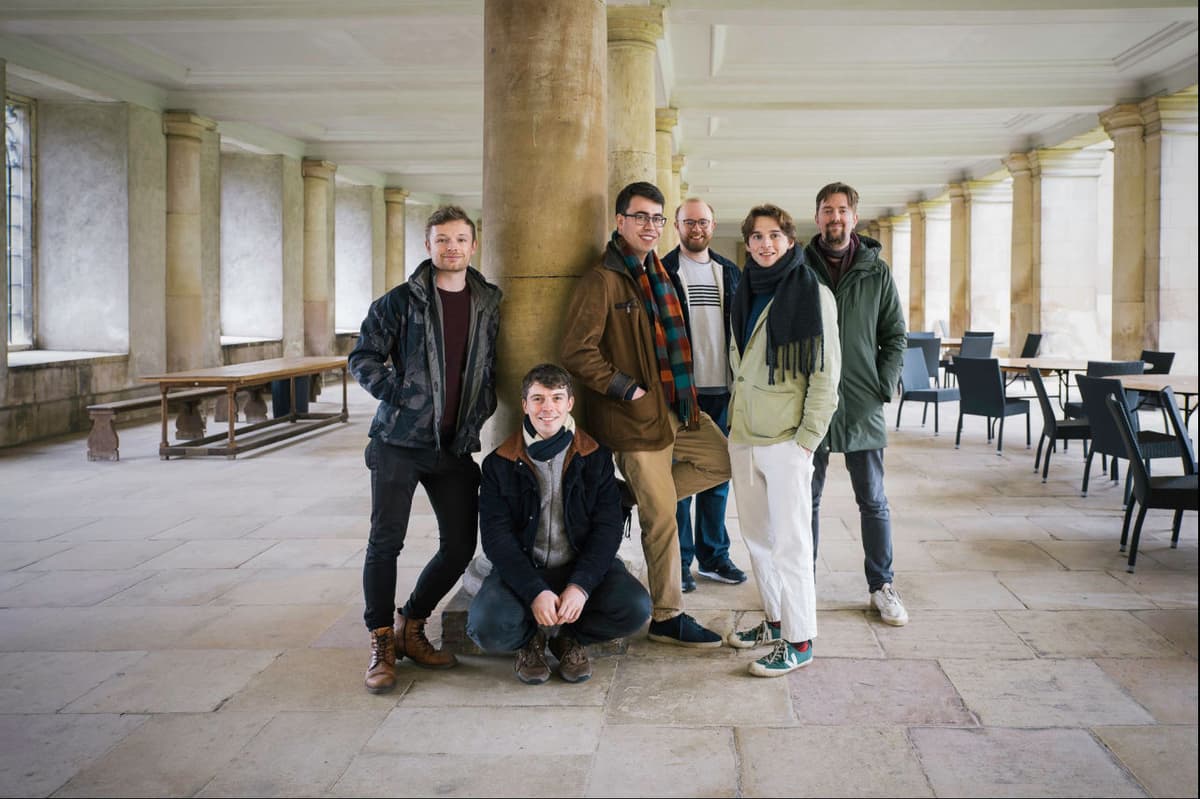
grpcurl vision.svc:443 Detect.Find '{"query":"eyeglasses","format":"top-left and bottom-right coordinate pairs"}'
top-left (680, 219), bottom-right (711, 230)
top-left (620, 212), bottom-right (667, 228)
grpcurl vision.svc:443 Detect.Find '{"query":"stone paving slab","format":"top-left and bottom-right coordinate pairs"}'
top-left (1111, 570), bottom-right (1199, 608)
top-left (935, 514), bottom-right (1054, 541)
top-left (0, 541), bottom-right (72, 570)
top-left (23, 539), bottom-right (183, 571)
top-left (247, 514), bottom-right (367, 540)
top-left (99, 569), bottom-right (251, 606)
top-left (138, 539), bottom-right (278, 570)
top-left (48, 514), bottom-right (194, 541)
top-left (0, 712), bottom-right (148, 797)
top-left (367, 705), bottom-right (604, 756)
top-left (0, 516), bottom-right (95, 541)
top-left (399, 653), bottom-right (616, 707)
top-left (62, 649), bottom-right (280, 713)
top-left (329, 753), bottom-right (593, 798)
top-left (237, 539), bottom-right (365, 569)
top-left (925, 540), bottom-right (1066, 571)
top-left (1094, 724), bottom-right (1199, 799)
top-left (998, 570), bottom-right (1159, 610)
top-left (588, 725), bottom-right (736, 797)
top-left (1132, 609), bottom-right (1198, 657)
top-left (53, 711), bottom-right (273, 798)
top-left (810, 609), bottom-right (885, 658)
top-left (0, 568), bottom-right (149, 607)
top-left (910, 726), bottom-right (1146, 797)
top-left (998, 610), bottom-right (1183, 658)
top-left (940, 657), bottom-right (1156, 727)
top-left (874, 610), bottom-right (1037, 660)
top-left (822, 537), bottom-right (942, 572)
top-left (0, 606), bottom-right (229, 651)
top-left (738, 725), bottom-right (933, 797)
top-left (1093, 658), bottom-right (1199, 724)
top-left (211, 567), bottom-right (361, 606)
top-left (0, 651), bottom-right (146, 713)
top-left (149, 515), bottom-right (270, 540)
top-left (196, 710), bottom-right (388, 797)
top-left (224, 648), bottom-right (408, 712)
top-left (788, 657), bottom-right (975, 726)
top-left (1035, 539), bottom-right (1170, 571)
top-left (897, 571), bottom-right (1026, 610)
top-left (175, 604), bottom-right (346, 649)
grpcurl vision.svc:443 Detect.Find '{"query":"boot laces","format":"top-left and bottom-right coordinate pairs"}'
top-left (369, 629), bottom-right (393, 667)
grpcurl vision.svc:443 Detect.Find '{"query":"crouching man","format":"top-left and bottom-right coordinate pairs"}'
top-left (467, 364), bottom-right (651, 684)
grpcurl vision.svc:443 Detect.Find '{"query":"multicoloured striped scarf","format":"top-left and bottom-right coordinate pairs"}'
top-left (612, 232), bottom-right (699, 428)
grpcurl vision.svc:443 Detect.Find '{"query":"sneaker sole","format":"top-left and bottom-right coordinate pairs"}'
top-left (558, 671), bottom-right (592, 684)
top-left (697, 569), bottom-right (746, 585)
top-left (647, 632), bottom-right (723, 648)
top-left (748, 658), bottom-right (812, 677)
top-left (878, 614), bottom-right (908, 627)
top-left (726, 636), bottom-right (774, 649)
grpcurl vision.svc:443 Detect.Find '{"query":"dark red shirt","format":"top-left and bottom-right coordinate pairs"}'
top-left (438, 286), bottom-right (471, 440)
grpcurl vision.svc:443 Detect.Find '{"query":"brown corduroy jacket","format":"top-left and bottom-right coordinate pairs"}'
top-left (560, 242), bottom-right (687, 452)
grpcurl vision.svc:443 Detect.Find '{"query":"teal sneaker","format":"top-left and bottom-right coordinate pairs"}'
top-left (748, 640), bottom-right (812, 677)
top-left (726, 619), bottom-right (781, 650)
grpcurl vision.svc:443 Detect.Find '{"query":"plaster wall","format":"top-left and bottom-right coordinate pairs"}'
top-left (37, 102), bottom-right (129, 352)
top-left (335, 183), bottom-right (376, 331)
top-left (923, 204), bottom-right (951, 334)
top-left (968, 200), bottom-right (1012, 348)
top-left (1039, 174), bottom-right (1104, 359)
top-left (1158, 134), bottom-right (1199, 373)
top-left (199, 127), bottom-right (222, 366)
top-left (406, 202), bottom-right (433, 278)
top-left (220, 152), bottom-right (283, 339)
top-left (890, 220), bottom-right (912, 329)
top-left (1096, 150), bottom-right (1114, 356)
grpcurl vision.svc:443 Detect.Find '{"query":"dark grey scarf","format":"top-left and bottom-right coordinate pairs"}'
top-left (731, 246), bottom-right (824, 384)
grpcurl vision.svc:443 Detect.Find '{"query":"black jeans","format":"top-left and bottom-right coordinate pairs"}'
top-left (811, 448), bottom-right (894, 592)
top-left (466, 559), bottom-right (651, 651)
top-left (362, 439), bottom-right (480, 630)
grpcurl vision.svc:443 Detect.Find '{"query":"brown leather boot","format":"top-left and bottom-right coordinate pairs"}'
top-left (514, 629), bottom-right (550, 685)
top-left (364, 626), bottom-right (397, 693)
top-left (548, 634), bottom-right (592, 683)
top-left (397, 613), bottom-right (457, 669)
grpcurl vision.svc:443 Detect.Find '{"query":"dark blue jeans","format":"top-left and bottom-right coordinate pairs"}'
top-left (467, 559), bottom-right (651, 651)
top-left (676, 393), bottom-right (733, 571)
top-left (811, 447), bottom-right (894, 592)
top-left (362, 439), bottom-right (480, 630)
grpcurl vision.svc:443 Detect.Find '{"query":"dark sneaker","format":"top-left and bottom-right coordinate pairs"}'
top-left (748, 640), bottom-right (812, 677)
top-left (647, 612), bottom-right (722, 648)
top-left (726, 618), bottom-right (781, 650)
top-left (682, 569), bottom-right (697, 593)
top-left (548, 635), bottom-right (592, 683)
top-left (698, 561), bottom-right (748, 585)
top-left (514, 630), bottom-right (550, 685)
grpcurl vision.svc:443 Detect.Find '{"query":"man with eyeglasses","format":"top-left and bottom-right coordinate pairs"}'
top-left (562, 181), bottom-right (731, 647)
top-left (662, 198), bottom-right (747, 593)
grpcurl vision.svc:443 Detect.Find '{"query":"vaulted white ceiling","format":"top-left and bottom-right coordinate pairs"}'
top-left (1, 0), bottom-right (1196, 234)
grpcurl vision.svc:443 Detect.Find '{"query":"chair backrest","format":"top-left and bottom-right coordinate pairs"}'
top-left (964, 330), bottom-right (993, 337)
top-left (1106, 394), bottom-right (1151, 504)
top-left (1077, 374), bottom-right (1132, 459)
top-left (1019, 333), bottom-right (1043, 358)
top-left (1161, 386), bottom-right (1196, 475)
top-left (1027, 366), bottom-right (1057, 433)
top-left (900, 347), bottom-right (931, 393)
top-left (1086, 360), bottom-right (1143, 377)
top-left (958, 334), bottom-right (994, 359)
top-left (955, 357), bottom-right (1005, 415)
top-left (912, 337), bottom-right (941, 381)
top-left (934, 319), bottom-right (949, 337)
top-left (1140, 350), bottom-right (1175, 375)
top-left (906, 331), bottom-right (935, 339)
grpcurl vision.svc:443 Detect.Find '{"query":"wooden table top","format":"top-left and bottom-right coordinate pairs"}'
top-left (995, 357), bottom-right (1091, 372)
top-left (1117, 373), bottom-right (1198, 396)
top-left (143, 356), bottom-right (348, 387)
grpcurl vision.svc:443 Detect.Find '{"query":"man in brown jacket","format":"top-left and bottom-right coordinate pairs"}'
top-left (561, 181), bottom-right (731, 647)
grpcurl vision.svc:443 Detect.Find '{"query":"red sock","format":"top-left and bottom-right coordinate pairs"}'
top-left (766, 620), bottom-right (781, 629)
top-left (788, 640), bottom-right (811, 652)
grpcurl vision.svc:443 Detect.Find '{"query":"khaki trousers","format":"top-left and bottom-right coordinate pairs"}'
top-left (615, 411), bottom-right (731, 621)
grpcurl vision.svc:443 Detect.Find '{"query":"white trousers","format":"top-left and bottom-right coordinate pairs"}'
top-left (729, 440), bottom-right (817, 643)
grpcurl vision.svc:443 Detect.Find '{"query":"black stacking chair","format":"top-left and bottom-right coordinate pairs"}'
top-left (1162, 386), bottom-right (1198, 474)
top-left (909, 337), bottom-right (943, 387)
top-left (942, 332), bottom-right (993, 387)
top-left (1076, 374), bottom-right (1178, 497)
top-left (896, 347), bottom-right (959, 435)
top-left (1064, 360), bottom-right (1143, 420)
top-left (954, 356), bottom-right (1030, 454)
top-left (1133, 350), bottom-right (1176, 428)
top-left (1029, 366), bottom-right (1091, 483)
top-left (1107, 393), bottom-right (1197, 572)
top-left (906, 331), bottom-right (935, 339)
top-left (1018, 333), bottom-right (1043, 358)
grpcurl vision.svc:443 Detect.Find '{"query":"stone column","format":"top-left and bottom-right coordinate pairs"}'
top-left (964, 179), bottom-right (1013, 350)
top-left (907, 202), bottom-right (926, 330)
top-left (865, 221), bottom-right (881, 241)
top-left (922, 200), bottom-right (951, 335)
top-left (655, 107), bottom-right (678, 254)
top-left (1142, 91), bottom-right (1199, 373)
top-left (302, 159), bottom-right (337, 356)
top-left (1006, 152), bottom-right (1037, 353)
top-left (384, 188), bottom-right (409, 290)
top-left (671, 154), bottom-right (685, 216)
top-left (482, 0), bottom-right (607, 444)
top-left (1030, 147), bottom-right (1109, 358)
top-left (164, 111), bottom-right (220, 372)
top-left (281, 157), bottom-right (305, 357)
top-left (607, 5), bottom-right (662, 209)
top-left (947, 184), bottom-right (969, 336)
top-left (876, 217), bottom-right (894, 265)
top-left (888, 215), bottom-right (912, 325)
top-left (1100, 105), bottom-right (1146, 361)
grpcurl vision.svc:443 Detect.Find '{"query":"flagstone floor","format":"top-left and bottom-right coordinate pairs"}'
top-left (0, 383), bottom-right (1195, 797)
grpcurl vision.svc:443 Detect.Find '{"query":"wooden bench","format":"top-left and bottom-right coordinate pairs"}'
top-left (87, 387), bottom-right (226, 462)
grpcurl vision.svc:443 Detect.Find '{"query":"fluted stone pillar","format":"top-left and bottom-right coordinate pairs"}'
top-left (965, 179), bottom-right (1013, 350)
top-left (1006, 153), bottom-right (1037, 353)
top-left (302, 159), bottom-right (336, 356)
top-left (607, 5), bottom-right (662, 208)
top-left (907, 202), bottom-right (926, 330)
top-left (1100, 105), bottom-right (1146, 361)
top-left (922, 200), bottom-right (951, 336)
top-left (671, 154), bottom-right (685, 216)
top-left (384, 188), bottom-right (409, 290)
top-left (947, 185), bottom-right (969, 336)
top-left (876, 217), bottom-right (894, 265)
top-left (164, 111), bottom-right (220, 372)
top-left (1142, 91), bottom-right (1199, 372)
top-left (482, 0), bottom-right (607, 444)
top-left (656, 107), bottom-right (678, 254)
top-left (888, 215), bottom-right (912, 325)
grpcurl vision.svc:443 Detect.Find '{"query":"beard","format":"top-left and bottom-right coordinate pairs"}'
top-left (681, 233), bottom-right (711, 254)
top-left (821, 225), bottom-right (851, 249)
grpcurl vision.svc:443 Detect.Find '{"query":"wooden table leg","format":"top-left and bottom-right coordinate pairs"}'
top-left (340, 367), bottom-right (349, 421)
top-left (226, 384), bottom-right (238, 459)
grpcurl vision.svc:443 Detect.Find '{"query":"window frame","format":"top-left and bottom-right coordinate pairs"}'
top-left (6, 92), bottom-right (37, 352)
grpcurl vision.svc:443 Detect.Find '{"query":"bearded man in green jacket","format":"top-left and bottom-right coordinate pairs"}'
top-left (804, 182), bottom-right (910, 626)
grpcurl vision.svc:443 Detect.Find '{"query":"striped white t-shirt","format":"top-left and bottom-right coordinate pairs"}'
top-left (678, 251), bottom-right (726, 391)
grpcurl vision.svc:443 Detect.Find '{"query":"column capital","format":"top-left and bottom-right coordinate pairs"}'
top-left (1003, 152), bottom-right (1032, 178)
top-left (877, 217), bottom-right (893, 232)
top-left (162, 111), bottom-right (216, 140)
top-left (888, 214), bottom-right (911, 232)
top-left (906, 201), bottom-right (925, 219)
top-left (655, 106), bottom-right (678, 134)
top-left (918, 199), bottom-right (948, 220)
top-left (1099, 103), bottom-right (1144, 138)
top-left (1030, 147), bottom-right (1108, 178)
top-left (679, 180), bottom-right (689, 196)
top-left (946, 183), bottom-right (967, 203)
top-left (607, 5), bottom-right (663, 46)
top-left (1140, 92), bottom-right (1199, 137)
top-left (964, 178), bottom-right (1013, 204)
top-left (384, 188), bottom-right (409, 204)
top-left (671, 154), bottom-right (685, 173)
top-left (301, 159), bottom-right (337, 181)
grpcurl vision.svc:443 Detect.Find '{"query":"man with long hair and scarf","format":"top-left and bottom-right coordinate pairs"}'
top-left (724, 204), bottom-right (841, 676)
top-left (561, 182), bottom-right (731, 647)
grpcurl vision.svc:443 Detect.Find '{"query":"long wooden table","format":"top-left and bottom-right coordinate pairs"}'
top-left (143, 356), bottom-right (349, 459)
top-left (1118, 373), bottom-right (1199, 422)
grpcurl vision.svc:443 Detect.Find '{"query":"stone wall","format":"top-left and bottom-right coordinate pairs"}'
top-left (220, 153), bottom-right (284, 339)
top-left (334, 184), bottom-right (376, 330)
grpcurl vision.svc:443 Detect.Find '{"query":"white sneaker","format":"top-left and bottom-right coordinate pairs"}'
top-left (870, 583), bottom-right (909, 626)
